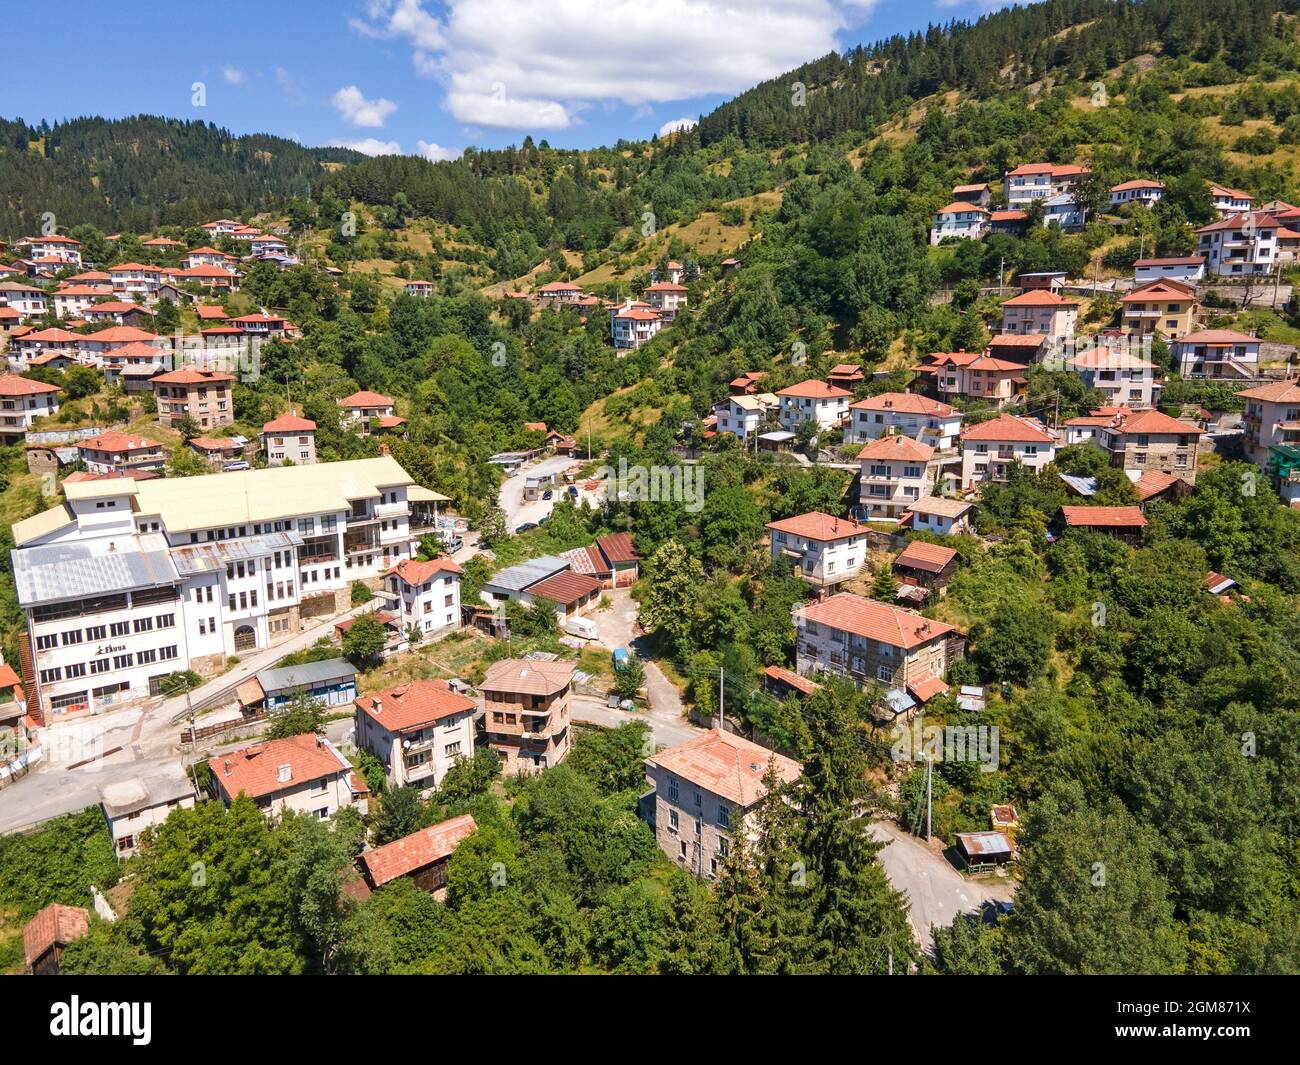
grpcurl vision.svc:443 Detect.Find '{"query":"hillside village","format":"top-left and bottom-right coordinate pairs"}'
top-left (1, 0), bottom-right (1300, 979)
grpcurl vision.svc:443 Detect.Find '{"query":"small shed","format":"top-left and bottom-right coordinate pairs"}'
top-left (24, 903), bottom-right (90, 975)
top-left (893, 540), bottom-right (959, 598)
top-left (956, 830), bottom-right (1015, 872)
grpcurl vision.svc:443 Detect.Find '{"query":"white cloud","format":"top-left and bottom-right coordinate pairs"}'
top-left (222, 65), bottom-right (247, 86)
top-left (353, 0), bottom-right (881, 131)
top-left (658, 116), bottom-right (696, 137)
top-left (416, 140), bottom-right (460, 162)
top-left (329, 137), bottom-right (403, 156)
top-left (332, 85), bottom-right (398, 128)
top-left (275, 67), bottom-right (307, 105)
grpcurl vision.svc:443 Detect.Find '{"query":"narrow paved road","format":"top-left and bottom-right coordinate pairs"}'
top-left (588, 590), bottom-right (688, 731)
top-left (868, 820), bottom-right (1016, 950)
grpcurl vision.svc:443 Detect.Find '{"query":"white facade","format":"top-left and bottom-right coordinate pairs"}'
top-left (713, 393), bottom-right (778, 442)
top-left (777, 384), bottom-right (851, 432)
top-left (1198, 215), bottom-right (1278, 276)
top-left (384, 559), bottom-right (462, 636)
top-left (12, 458), bottom-right (419, 719)
top-left (929, 205), bottom-right (989, 245)
top-left (0, 284), bottom-right (47, 317)
top-left (848, 394), bottom-right (962, 450)
top-left (1133, 258), bottom-right (1206, 284)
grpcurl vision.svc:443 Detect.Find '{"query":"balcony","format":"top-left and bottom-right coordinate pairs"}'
top-left (344, 532), bottom-right (380, 555)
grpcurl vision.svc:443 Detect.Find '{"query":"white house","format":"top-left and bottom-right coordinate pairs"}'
top-left (1210, 184), bottom-right (1253, 218)
top-left (610, 304), bottom-right (662, 350)
top-left (20, 235), bottom-right (82, 267)
top-left (1171, 329), bottom-right (1261, 379)
top-left (847, 392), bottom-right (961, 450)
top-left (713, 392), bottom-right (779, 443)
top-left (209, 733), bottom-right (367, 820)
top-left (1043, 194), bottom-right (1086, 231)
top-left (354, 679), bottom-right (478, 791)
top-left (1197, 212), bottom-right (1279, 276)
top-left (1004, 163), bottom-right (1090, 207)
top-left (383, 557), bottom-right (462, 637)
top-left (1133, 256), bottom-right (1206, 284)
top-left (857, 435), bottom-right (939, 522)
top-left (1109, 179), bottom-right (1165, 208)
top-left (0, 283), bottom-right (48, 318)
top-left (1068, 347), bottom-right (1158, 409)
top-left (904, 495), bottom-right (974, 537)
top-left (776, 380), bottom-right (853, 432)
top-left (766, 511), bottom-right (870, 588)
top-left (0, 375), bottom-right (60, 439)
top-left (960, 414), bottom-right (1055, 490)
top-left (930, 202), bottom-right (990, 245)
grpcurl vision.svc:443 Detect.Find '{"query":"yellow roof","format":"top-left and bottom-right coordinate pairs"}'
top-left (64, 479), bottom-right (141, 502)
top-left (12, 503), bottom-right (75, 546)
top-left (131, 456), bottom-right (416, 533)
top-left (407, 485), bottom-right (450, 503)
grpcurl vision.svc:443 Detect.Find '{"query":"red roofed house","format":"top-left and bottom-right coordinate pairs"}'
top-left (925, 352), bottom-right (1028, 408)
top-left (18, 234), bottom-right (82, 267)
top-left (151, 368), bottom-right (234, 429)
top-left (610, 302), bottom-right (663, 350)
top-left (481, 658), bottom-right (575, 775)
top-left (777, 379), bottom-right (852, 432)
top-left (952, 182), bottom-right (991, 207)
top-left (1058, 506), bottom-right (1148, 545)
top-left (793, 592), bottom-right (966, 693)
top-left (1210, 183), bottom-right (1253, 218)
top-left (0, 374), bottom-right (60, 439)
top-left (930, 201), bottom-right (990, 244)
top-left (1197, 212), bottom-right (1279, 276)
top-left (536, 280), bottom-right (586, 305)
top-left (960, 414), bottom-right (1056, 490)
top-left (355, 679), bottom-right (478, 790)
top-left (1170, 329), bottom-right (1261, 379)
top-left (999, 289), bottom-right (1079, 346)
top-left (762, 664), bottom-right (820, 699)
top-left (229, 313), bottom-right (287, 335)
top-left (1234, 379), bottom-right (1300, 467)
top-left (209, 733), bottom-right (368, 819)
top-left (360, 814), bottom-right (478, 894)
top-left (188, 435), bottom-right (245, 466)
top-left (77, 431), bottom-right (165, 475)
top-left (766, 510), bottom-right (869, 588)
top-left (1109, 179), bottom-right (1165, 208)
top-left (644, 728), bottom-right (802, 878)
top-left (1093, 407), bottom-right (1204, 484)
top-left (848, 391), bottom-right (962, 450)
top-left (1004, 162), bottom-right (1090, 206)
top-left (195, 303), bottom-right (229, 322)
top-left (262, 414), bottom-right (317, 465)
top-left (523, 569), bottom-right (603, 620)
top-left (858, 434), bottom-right (942, 522)
top-left (1068, 343), bottom-right (1158, 409)
top-left (643, 280), bottom-right (689, 321)
top-left (384, 557), bottom-right (462, 636)
top-left (1119, 278), bottom-right (1196, 338)
top-left (596, 531), bottom-right (640, 586)
top-left (23, 903), bottom-right (89, 975)
top-left (338, 390), bottom-right (395, 430)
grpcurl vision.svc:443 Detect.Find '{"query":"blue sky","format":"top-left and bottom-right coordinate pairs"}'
top-left (4, 1), bottom-right (1013, 159)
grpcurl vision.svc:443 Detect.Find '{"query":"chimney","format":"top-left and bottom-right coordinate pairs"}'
top-left (277, 764), bottom-right (292, 783)
top-left (372, 697), bottom-right (382, 715)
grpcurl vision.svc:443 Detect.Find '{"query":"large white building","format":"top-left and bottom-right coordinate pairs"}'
top-left (847, 392), bottom-right (961, 450)
top-left (10, 457), bottom-right (421, 722)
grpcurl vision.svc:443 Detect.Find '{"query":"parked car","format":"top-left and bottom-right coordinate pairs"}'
top-left (542, 489), bottom-right (553, 500)
top-left (567, 486), bottom-right (579, 499)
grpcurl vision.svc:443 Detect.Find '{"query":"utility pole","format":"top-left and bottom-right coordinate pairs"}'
top-left (718, 667), bottom-right (725, 731)
top-left (925, 755), bottom-right (933, 842)
top-left (998, 256), bottom-right (1005, 296)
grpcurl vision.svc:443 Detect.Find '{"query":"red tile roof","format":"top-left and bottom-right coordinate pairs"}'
top-left (384, 557), bottom-right (461, 586)
top-left (763, 664), bottom-right (820, 695)
top-left (1175, 329), bottom-right (1257, 345)
top-left (1104, 409), bottom-right (1204, 436)
top-left (195, 304), bottom-right (229, 319)
top-left (339, 390), bottom-right (394, 408)
top-left (936, 201), bottom-right (989, 214)
top-left (776, 379), bottom-right (853, 399)
top-left (23, 903), bottom-right (89, 967)
top-left (1134, 470), bottom-right (1181, 500)
top-left (795, 593), bottom-right (961, 649)
top-left (355, 679), bottom-right (476, 733)
top-left (1061, 505), bottom-right (1148, 529)
top-left (0, 374), bottom-right (59, 396)
top-left (858, 434), bottom-right (936, 462)
top-left (1110, 179), bottom-right (1165, 192)
top-left (1134, 255), bottom-right (1204, 267)
top-left (648, 728), bottom-right (802, 807)
top-left (961, 414), bottom-right (1054, 444)
top-left (209, 734), bottom-right (351, 800)
top-left (1197, 211), bottom-right (1277, 234)
top-left (560, 544), bottom-right (610, 577)
top-left (84, 326), bottom-right (159, 343)
top-left (907, 673), bottom-right (950, 703)
top-left (990, 209), bottom-right (1028, 222)
top-left (263, 414), bottom-right (316, 432)
top-left (1237, 380), bottom-right (1300, 403)
top-left (850, 391), bottom-right (956, 416)
top-left (78, 431), bottom-right (161, 452)
top-left (1120, 279), bottom-right (1195, 302)
top-left (894, 540), bottom-right (958, 574)
top-left (151, 368), bottom-right (233, 385)
top-left (766, 510), bottom-right (869, 542)
top-left (1001, 290), bottom-right (1080, 307)
top-left (361, 814), bottom-right (478, 887)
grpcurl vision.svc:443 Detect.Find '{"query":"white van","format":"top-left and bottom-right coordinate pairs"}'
top-left (564, 617), bottom-right (599, 640)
